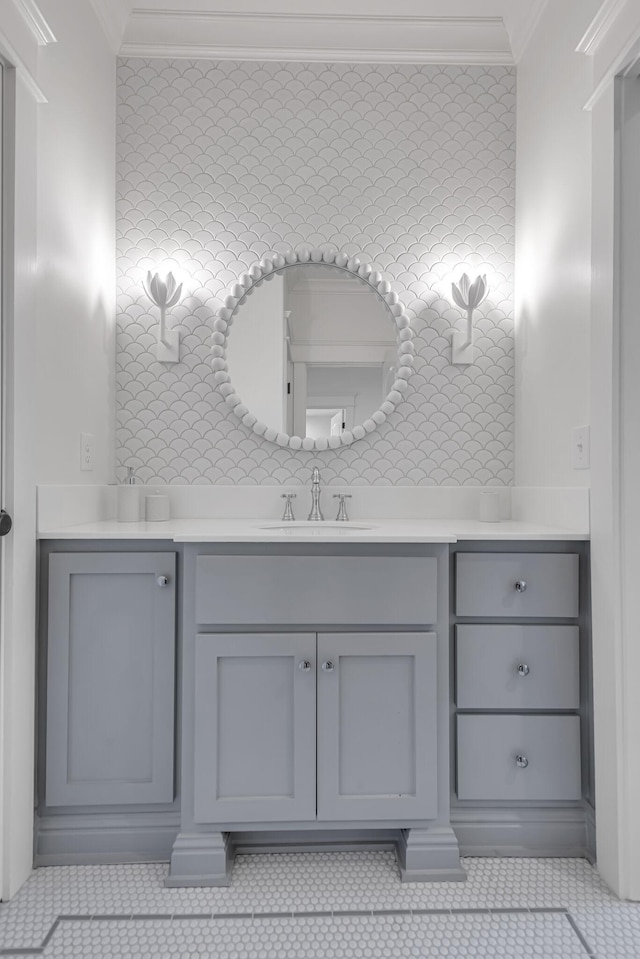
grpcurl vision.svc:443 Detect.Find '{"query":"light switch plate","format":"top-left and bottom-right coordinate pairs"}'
top-left (80, 432), bottom-right (95, 471)
top-left (572, 426), bottom-right (590, 470)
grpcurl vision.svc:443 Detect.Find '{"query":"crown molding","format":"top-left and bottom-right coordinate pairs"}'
top-left (0, 21), bottom-right (47, 101)
top-left (505, 0), bottom-right (550, 62)
top-left (578, 0), bottom-right (640, 110)
top-left (121, 10), bottom-right (513, 64)
top-left (576, 0), bottom-right (627, 55)
top-left (12, 0), bottom-right (56, 46)
top-left (88, 0), bottom-right (132, 53)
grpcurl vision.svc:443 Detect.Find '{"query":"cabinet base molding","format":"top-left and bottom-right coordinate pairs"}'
top-left (451, 806), bottom-right (589, 857)
top-left (34, 812), bottom-right (179, 866)
top-left (397, 826), bottom-right (466, 882)
top-left (166, 832), bottom-right (232, 887)
top-left (165, 828), bottom-right (465, 885)
top-left (232, 828), bottom-right (400, 854)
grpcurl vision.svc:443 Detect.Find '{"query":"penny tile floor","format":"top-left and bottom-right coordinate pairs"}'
top-left (0, 854), bottom-right (638, 957)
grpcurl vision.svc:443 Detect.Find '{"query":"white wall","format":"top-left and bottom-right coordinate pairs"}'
top-left (517, 0), bottom-right (640, 902)
top-left (514, 0), bottom-right (600, 488)
top-left (0, 0), bottom-right (115, 900)
top-left (35, 0), bottom-right (116, 484)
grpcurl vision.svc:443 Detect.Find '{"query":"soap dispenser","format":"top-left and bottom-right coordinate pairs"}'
top-left (117, 466), bottom-right (140, 522)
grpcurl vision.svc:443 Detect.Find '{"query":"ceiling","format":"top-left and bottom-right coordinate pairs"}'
top-left (91, 0), bottom-right (549, 63)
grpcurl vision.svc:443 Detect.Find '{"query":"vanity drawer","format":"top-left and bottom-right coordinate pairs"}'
top-left (456, 714), bottom-right (581, 801)
top-left (456, 625), bottom-right (579, 710)
top-left (195, 555), bottom-right (437, 625)
top-left (455, 553), bottom-right (579, 618)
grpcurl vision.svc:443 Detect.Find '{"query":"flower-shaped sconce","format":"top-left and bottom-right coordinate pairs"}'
top-left (143, 271), bottom-right (183, 364)
top-left (450, 273), bottom-right (488, 365)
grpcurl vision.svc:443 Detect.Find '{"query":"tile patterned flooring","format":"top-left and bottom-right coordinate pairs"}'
top-left (0, 853), bottom-right (638, 957)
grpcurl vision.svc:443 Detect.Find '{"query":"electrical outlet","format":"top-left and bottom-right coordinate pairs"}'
top-left (572, 426), bottom-right (590, 470)
top-left (80, 432), bottom-right (95, 471)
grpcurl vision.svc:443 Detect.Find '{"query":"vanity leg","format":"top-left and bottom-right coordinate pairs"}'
top-left (397, 826), bottom-right (466, 882)
top-left (165, 832), bottom-right (233, 887)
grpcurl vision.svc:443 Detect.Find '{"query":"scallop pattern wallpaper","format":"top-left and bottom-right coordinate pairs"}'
top-left (116, 59), bottom-right (515, 485)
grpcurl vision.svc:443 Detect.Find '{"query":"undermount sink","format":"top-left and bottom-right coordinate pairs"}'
top-left (257, 521), bottom-right (375, 532)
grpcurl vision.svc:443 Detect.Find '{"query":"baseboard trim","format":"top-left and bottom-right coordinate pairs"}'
top-left (451, 805), bottom-right (588, 857)
top-left (35, 812), bottom-right (180, 866)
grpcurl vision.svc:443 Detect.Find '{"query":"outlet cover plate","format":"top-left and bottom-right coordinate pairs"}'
top-left (80, 433), bottom-right (95, 471)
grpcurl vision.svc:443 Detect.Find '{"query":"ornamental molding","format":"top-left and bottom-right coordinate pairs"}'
top-left (505, 0), bottom-right (549, 63)
top-left (12, 0), bottom-right (56, 46)
top-left (88, 0), bottom-right (132, 53)
top-left (121, 10), bottom-right (512, 63)
top-left (578, 0), bottom-right (640, 110)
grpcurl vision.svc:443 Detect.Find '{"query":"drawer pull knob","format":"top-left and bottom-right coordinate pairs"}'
top-left (156, 575), bottom-right (169, 587)
top-left (515, 755), bottom-right (529, 769)
top-left (517, 663), bottom-right (530, 677)
top-left (322, 661), bottom-right (334, 672)
top-left (514, 580), bottom-right (527, 592)
top-left (299, 660), bottom-right (312, 672)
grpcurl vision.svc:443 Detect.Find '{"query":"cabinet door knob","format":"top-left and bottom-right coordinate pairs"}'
top-left (515, 754), bottom-right (529, 768)
top-left (514, 580), bottom-right (527, 592)
top-left (322, 661), bottom-right (334, 672)
top-left (517, 663), bottom-right (530, 677)
top-left (156, 575), bottom-right (169, 587)
top-left (299, 660), bottom-right (312, 672)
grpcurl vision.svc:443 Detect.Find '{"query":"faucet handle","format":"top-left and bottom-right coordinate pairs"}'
top-left (333, 493), bottom-right (352, 522)
top-left (281, 492), bottom-right (297, 521)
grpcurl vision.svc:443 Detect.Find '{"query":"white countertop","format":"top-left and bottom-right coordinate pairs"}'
top-left (36, 518), bottom-right (589, 543)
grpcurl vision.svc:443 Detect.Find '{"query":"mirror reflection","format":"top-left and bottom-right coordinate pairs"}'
top-left (226, 264), bottom-right (397, 439)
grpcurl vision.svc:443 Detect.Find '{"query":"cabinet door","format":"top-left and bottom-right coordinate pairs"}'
top-left (194, 633), bottom-right (316, 824)
top-left (316, 632), bottom-right (438, 821)
top-left (46, 552), bottom-right (176, 807)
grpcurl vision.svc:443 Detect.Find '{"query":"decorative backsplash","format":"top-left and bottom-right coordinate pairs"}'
top-left (116, 59), bottom-right (515, 486)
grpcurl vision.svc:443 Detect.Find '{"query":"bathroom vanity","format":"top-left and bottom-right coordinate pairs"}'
top-left (35, 520), bottom-right (592, 885)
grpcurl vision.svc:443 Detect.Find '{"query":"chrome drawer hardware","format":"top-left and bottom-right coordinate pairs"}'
top-left (517, 663), bottom-right (530, 677)
top-left (156, 575), bottom-right (169, 587)
top-left (299, 660), bottom-right (312, 672)
top-left (514, 580), bottom-right (527, 592)
top-left (322, 661), bottom-right (334, 672)
top-left (515, 755), bottom-right (529, 768)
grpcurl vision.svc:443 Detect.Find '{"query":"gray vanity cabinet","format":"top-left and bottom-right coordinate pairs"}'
top-left (45, 552), bottom-right (176, 807)
top-left (193, 630), bottom-right (437, 825)
top-left (316, 632), bottom-right (437, 821)
top-left (193, 632), bottom-right (317, 824)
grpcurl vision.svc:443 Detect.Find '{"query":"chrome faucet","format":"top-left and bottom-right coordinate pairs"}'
top-left (307, 466), bottom-right (324, 521)
top-left (333, 493), bottom-right (352, 522)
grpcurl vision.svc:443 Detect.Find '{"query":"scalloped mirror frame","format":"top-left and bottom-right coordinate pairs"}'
top-left (211, 248), bottom-right (415, 451)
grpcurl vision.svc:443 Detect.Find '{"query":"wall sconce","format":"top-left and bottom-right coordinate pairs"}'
top-left (450, 273), bottom-right (488, 365)
top-left (143, 271), bottom-right (183, 363)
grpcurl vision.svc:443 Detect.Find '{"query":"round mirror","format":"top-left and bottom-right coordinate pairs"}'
top-left (212, 249), bottom-right (415, 450)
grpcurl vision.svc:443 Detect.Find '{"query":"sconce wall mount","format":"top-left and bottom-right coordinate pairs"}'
top-left (143, 271), bottom-right (183, 364)
top-left (450, 273), bottom-right (488, 365)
